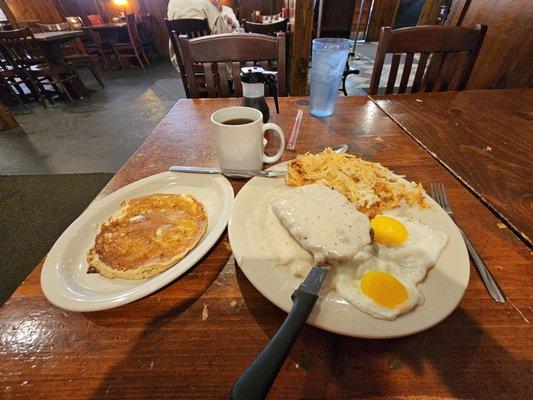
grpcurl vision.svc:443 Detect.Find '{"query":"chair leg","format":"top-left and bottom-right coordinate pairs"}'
top-left (140, 47), bottom-right (151, 65)
top-left (101, 53), bottom-right (111, 70)
top-left (6, 81), bottom-right (26, 109)
top-left (134, 48), bottom-right (146, 70)
top-left (51, 73), bottom-right (75, 104)
top-left (70, 69), bottom-right (89, 98)
top-left (113, 48), bottom-right (126, 70)
top-left (25, 76), bottom-right (47, 108)
top-left (144, 46), bottom-right (153, 64)
top-left (35, 78), bottom-right (55, 104)
top-left (89, 62), bottom-right (105, 88)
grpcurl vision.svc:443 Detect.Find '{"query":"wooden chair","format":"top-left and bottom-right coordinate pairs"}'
top-left (112, 13), bottom-right (150, 70)
top-left (64, 17), bottom-right (110, 69)
top-left (0, 28), bottom-right (87, 104)
top-left (0, 20), bottom-right (13, 31)
top-left (165, 18), bottom-right (211, 97)
top-left (165, 18), bottom-right (211, 40)
top-left (87, 14), bottom-right (104, 27)
top-left (243, 19), bottom-right (288, 36)
top-left (66, 16), bottom-right (85, 30)
top-left (178, 32), bottom-right (286, 98)
top-left (0, 45), bottom-right (46, 108)
top-left (139, 14), bottom-right (159, 63)
top-left (369, 24), bottom-right (487, 95)
top-left (38, 22), bottom-right (104, 88)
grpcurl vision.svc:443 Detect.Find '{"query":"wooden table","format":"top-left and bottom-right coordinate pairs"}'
top-left (33, 31), bottom-right (84, 66)
top-left (32, 30), bottom-right (89, 98)
top-left (85, 23), bottom-right (138, 43)
top-left (0, 97), bottom-right (531, 399)
top-left (370, 89), bottom-right (533, 246)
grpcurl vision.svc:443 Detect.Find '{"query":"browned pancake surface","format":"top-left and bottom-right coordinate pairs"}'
top-left (88, 193), bottom-right (207, 277)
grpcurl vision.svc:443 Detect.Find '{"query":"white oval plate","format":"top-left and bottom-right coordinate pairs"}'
top-left (228, 165), bottom-right (469, 338)
top-left (41, 171), bottom-right (234, 312)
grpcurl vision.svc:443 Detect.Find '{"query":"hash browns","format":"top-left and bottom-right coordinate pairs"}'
top-left (286, 148), bottom-right (426, 218)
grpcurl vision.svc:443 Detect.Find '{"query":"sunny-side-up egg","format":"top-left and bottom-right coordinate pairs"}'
top-left (370, 214), bottom-right (448, 285)
top-left (333, 259), bottom-right (423, 320)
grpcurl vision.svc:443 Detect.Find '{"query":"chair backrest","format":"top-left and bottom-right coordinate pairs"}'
top-left (0, 21), bottom-right (13, 31)
top-left (87, 14), bottom-right (104, 27)
top-left (139, 14), bottom-right (153, 41)
top-left (179, 32), bottom-right (286, 98)
top-left (125, 13), bottom-right (142, 48)
top-left (66, 16), bottom-right (85, 30)
top-left (165, 18), bottom-right (211, 40)
top-left (0, 28), bottom-right (43, 68)
top-left (243, 18), bottom-right (288, 36)
top-left (165, 18), bottom-right (212, 98)
top-left (369, 24), bottom-right (487, 95)
top-left (38, 22), bottom-right (70, 32)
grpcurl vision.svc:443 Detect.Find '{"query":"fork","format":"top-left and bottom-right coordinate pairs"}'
top-left (430, 183), bottom-right (506, 303)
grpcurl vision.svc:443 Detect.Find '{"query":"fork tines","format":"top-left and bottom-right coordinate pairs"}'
top-left (430, 182), bottom-right (451, 213)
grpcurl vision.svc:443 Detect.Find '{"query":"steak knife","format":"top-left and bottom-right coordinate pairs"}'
top-left (169, 144), bottom-right (349, 178)
top-left (231, 265), bottom-right (330, 400)
top-left (168, 166), bottom-right (287, 178)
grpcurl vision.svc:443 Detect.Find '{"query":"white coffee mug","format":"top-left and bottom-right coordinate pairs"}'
top-left (211, 107), bottom-right (285, 172)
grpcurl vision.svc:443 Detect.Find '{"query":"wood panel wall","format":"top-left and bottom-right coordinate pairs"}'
top-left (447, 0), bottom-right (533, 89)
top-left (320, 0), bottom-right (357, 38)
top-left (351, 0), bottom-right (372, 38)
top-left (288, 0), bottom-right (312, 95)
top-left (366, 0), bottom-right (399, 41)
top-left (138, 0), bottom-right (169, 57)
top-left (4, 0), bottom-right (63, 23)
top-left (236, 0), bottom-right (282, 21)
top-left (59, 0), bottom-right (142, 23)
top-left (417, 0), bottom-right (441, 25)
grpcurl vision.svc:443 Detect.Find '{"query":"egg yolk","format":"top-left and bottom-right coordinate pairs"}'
top-left (371, 215), bottom-right (408, 246)
top-left (361, 271), bottom-right (409, 308)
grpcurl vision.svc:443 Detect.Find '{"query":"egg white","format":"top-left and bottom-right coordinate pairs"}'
top-left (374, 215), bottom-right (448, 285)
top-left (333, 258), bottom-right (423, 320)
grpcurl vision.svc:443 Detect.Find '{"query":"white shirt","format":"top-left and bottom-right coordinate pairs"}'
top-left (167, 0), bottom-right (228, 69)
top-left (221, 5), bottom-right (240, 32)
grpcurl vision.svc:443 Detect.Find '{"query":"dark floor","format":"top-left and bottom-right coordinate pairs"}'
top-left (0, 60), bottom-right (185, 175)
top-left (0, 173), bottom-right (114, 304)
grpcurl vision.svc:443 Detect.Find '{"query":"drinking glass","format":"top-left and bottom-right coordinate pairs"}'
top-left (309, 38), bottom-right (352, 118)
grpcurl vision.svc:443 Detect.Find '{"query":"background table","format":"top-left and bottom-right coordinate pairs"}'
top-left (85, 23), bottom-right (139, 44)
top-left (371, 89), bottom-right (533, 246)
top-left (0, 97), bottom-right (531, 399)
top-left (33, 31), bottom-right (84, 66)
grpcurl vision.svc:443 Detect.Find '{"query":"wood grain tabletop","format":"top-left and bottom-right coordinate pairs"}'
top-left (370, 89), bottom-right (533, 247)
top-left (0, 97), bottom-right (531, 399)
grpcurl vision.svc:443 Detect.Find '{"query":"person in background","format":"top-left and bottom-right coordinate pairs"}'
top-left (167, 0), bottom-right (228, 70)
top-left (210, 0), bottom-right (240, 32)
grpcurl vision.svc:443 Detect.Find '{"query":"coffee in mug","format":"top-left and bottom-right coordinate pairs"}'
top-left (211, 107), bottom-right (285, 175)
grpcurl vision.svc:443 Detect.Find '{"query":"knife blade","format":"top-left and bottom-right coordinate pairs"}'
top-left (168, 165), bottom-right (287, 178)
top-left (169, 144), bottom-right (348, 178)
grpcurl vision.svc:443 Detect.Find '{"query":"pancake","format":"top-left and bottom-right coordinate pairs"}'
top-left (87, 193), bottom-right (207, 280)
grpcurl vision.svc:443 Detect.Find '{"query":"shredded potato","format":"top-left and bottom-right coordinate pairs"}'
top-left (285, 148), bottom-right (427, 218)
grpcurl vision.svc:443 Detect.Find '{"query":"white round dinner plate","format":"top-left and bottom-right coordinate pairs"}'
top-left (228, 164), bottom-right (469, 338)
top-left (41, 172), bottom-right (234, 312)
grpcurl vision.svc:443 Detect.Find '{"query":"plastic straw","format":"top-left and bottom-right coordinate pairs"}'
top-left (286, 109), bottom-right (303, 150)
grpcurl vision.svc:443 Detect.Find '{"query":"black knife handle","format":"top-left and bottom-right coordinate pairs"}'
top-left (230, 289), bottom-right (318, 400)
